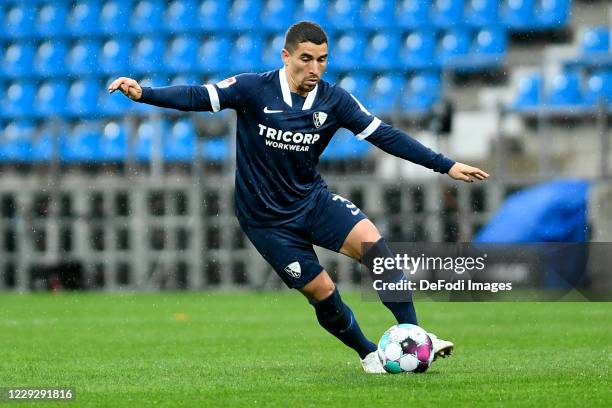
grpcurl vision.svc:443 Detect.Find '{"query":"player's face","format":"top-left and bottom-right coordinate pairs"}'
top-left (282, 42), bottom-right (328, 95)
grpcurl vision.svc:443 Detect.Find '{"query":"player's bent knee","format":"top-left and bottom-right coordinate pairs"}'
top-left (299, 270), bottom-right (335, 302)
top-left (341, 219), bottom-right (382, 260)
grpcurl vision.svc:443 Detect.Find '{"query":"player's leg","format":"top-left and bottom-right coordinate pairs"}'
top-left (238, 220), bottom-right (376, 360)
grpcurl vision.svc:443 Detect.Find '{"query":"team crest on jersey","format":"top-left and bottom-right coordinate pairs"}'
top-left (284, 261), bottom-right (301, 278)
top-left (313, 111), bottom-right (328, 128)
top-left (216, 76), bottom-right (236, 89)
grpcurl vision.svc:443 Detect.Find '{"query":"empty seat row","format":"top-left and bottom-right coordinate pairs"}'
top-left (1, 0), bottom-right (571, 40)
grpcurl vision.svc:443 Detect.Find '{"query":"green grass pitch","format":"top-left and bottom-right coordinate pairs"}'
top-left (0, 292), bottom-right (610, 407)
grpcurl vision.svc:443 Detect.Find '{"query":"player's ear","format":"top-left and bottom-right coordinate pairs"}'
top-left (281, 48), bottom-right (290, 66)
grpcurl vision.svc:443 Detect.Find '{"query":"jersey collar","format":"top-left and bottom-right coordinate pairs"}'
top-left (279, 67), bottom-right (318, 110)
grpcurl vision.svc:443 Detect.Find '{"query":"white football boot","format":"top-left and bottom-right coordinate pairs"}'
top-left (428, 332), bottom-right (454, 360)
top-left (360, 351), bottom-right (387, 374)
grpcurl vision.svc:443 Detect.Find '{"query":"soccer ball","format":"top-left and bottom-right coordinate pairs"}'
top-left (377, 324), bottom-right (434, 374)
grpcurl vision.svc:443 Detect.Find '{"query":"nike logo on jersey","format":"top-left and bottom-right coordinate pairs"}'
top-left (263, 106), bottom-right (283, 114)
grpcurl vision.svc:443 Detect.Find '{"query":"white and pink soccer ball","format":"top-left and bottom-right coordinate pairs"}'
top-left (377, 324), bottom-right (434, 374)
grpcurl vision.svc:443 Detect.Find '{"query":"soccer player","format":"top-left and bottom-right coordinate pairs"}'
top-left (109, 21), bottom-right (489, 373)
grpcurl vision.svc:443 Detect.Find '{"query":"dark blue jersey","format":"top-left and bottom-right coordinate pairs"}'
top-left (138, 68), bottom-right (455, 226)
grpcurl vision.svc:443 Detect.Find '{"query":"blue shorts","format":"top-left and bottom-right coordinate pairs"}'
top-left (239, 189), bottom-right (368, 289)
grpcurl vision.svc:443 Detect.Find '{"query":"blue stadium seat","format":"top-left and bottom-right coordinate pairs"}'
top-left (0, 121), bottom-right (37, 162)
top-left (198, 36), bottom-right (231, 74)
top-left (35, 3), bottom-right (69, 37)
top-left (34, 41), bottom-right (68, 77)
top-left (3, 4), bottom-right (33, 39)
top-left (2, 42), bottom-right (35, 78)
top-left (584, 71), bottom-right (612, 107)
top-left (31, 125), bottom-right (54, 163)
top-left (165, 119), bottom-right (196, 162)
top-left (35, 80), bottom-right (69, 117)
top-left (294, 0), bottom-right (329, 28)
top-left (328, 0), bottom-right (361, 31)
top-left (534, 0), bottom-right (570, 30)
top-left (545, 72), bottom-right (585, 108)
top-left (67, 79), bottom-right (101, 117)
top-left (501, 0), bottom-right (536, 31)
top-left (134, 119), bottom-right (169, 162)
top-left (202, 138), bottom-right (229, 162)
top-left (67, 41), bottom-right (102, 76)
top-left (337, 73), bottom-right (370, 101)
top-left (331, 32), bottom-right (366, 71)
top-left (131, 0), bottom-right (164, 34)
top-left (431, 0), bottom-right (465, 28)
top-left (165, 35), bottom-right (199, 72)
top-left (61, 123), bottom-right (101, 163)
top-left (131, 37), bottom-right (165, 74)
top-left (364, 31), bottom-right (400, 70)
top-left (164, 0), bottom-right (198, 33)
top-left (100, 39), bottom-right (132, 75)
top-left (321, 128), bottom-right (370, 161)
top-left (68, 1), bottom-right (102, 36)
top-left (581, 27), bottom-right (610, 55)
top-left (437, 29), bottom-right (471, 67)
top-left (396, 0), bottom-right (432, 29)
top-left (229, 34), bottom-right (263, 72)
top-left (2, 81), bottom-right (36, 118)
top-left (399, 30), bottom-right (437, 70)
top-left (199, 0), bottom-right (231, 32)
top-left (261, 34), bottom-right (285, 71)
top-left (469, 27), bottom-right (508, 69)
top-left (465, 0), bottom-right (499, 27)
top-left (262, 0), bottom-right (294, 31)
top-left (229, 0), bottom-right (262, 31)
top-left (366, 74), bottom-right (403, 114)
top-left (170, 74), bottom-right (202, 86)
top-left (99, 0), bottom-right (133, 35)
top-left (400, 73), bottom-right (442, 113)
top-left (100, 121), bottom-right (128, 162)
top-left (511, 72), bottom-right (543, 111)
top-left (360, 0), bottom-right (395, 29)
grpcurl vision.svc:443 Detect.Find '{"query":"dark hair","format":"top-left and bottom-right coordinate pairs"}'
top-left (284, 21), bottom-right (328, 53)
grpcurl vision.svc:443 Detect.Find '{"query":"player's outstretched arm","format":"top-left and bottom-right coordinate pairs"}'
top-left (447, 162), bottom-right (490, 183)
top-left (108, 77), bottom-right (142, 100)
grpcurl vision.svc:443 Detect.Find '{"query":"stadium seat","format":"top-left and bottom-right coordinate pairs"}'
top-left (437, 29), bottom-right (471, 68)
top-left (366, 74), bottom-right (403, 114)
top-left (364, 31), bottom-right (401, 70)
top-left (469, 27), bottom-right (508, 69)
top-left (67, 40), bottom-right (102, 76)
top-left (228, 0), bottom-right (262, 31)
top-left (31, 124), bottom-right (54, 163)
top-left (0, 121), bottom-right (37, 162)
top-left (61, 123), bottom-right (101, 163)
top-left (131, 0), bottom-right (164, 34)
top-left (580, 27), bottom-right (610, 55)
top-left (360, 0), bottom-right (395, 29)
top-left (294, 0), bottom-right (329, 28)
top-left (35, 3), bottom-right (69, 37)
top-left (431, 0), bottom-right (465, 28)
top-left (2, 42), bottom-right (35, 78)
top-left (511, 72), bottom-right (543, 111)
top-left (396, 0), bottom-right (432, 29)
top-left (165, 35), bottom-right (199, 73)
top-left (198, 36), bottom-right (231, 74)
top-left (545, 71), bottom-right (585, 108)
top-left (331, 32), bottom-right (366, 71)
top-left (100, 39), bottom-right (132, 75)
top-left (202, 138), bottom-right (229, 162)
top-left (135, 119), bottom-right (169, 162)
top-left (34, 41), bottom-right (69, 77)
top-left (501, 0), bottom-right (536, 31)
top-left (3, 4), bottom-right (33, 39)
top-left (261, 0), bottom-right (294, 31)
top-left (337, 73), bottom-right (370, 102)
top-left (67, 79), bottom-right (101, 117)
top-left (199, 0), bottom-right (231, 32)
top-left (99, 0), bottom-right (133, 35)
top-left (164, 0), bottom-right (198, 33)
top-left (229, 34), bottom-right (263, 72)
top-left (261, 34), bottom-right (285, 71)
top-left (131, 37), bottom-right (165, 74)
top-left (68, 1), bottom-right (102, 36)
top-left (534, 0), bottom-right (570, 30)
top-left (584, 71), bottom-right (612, 107)
top-left (100, 121), bottom-right (128, 162)
top-left (35, 80), bottom-right (69, 117)
top-left (465, 0), bottom-right (499, 27)
top-left (322, 128), bottom-right (370, 161)
top-left (399, 30), bottom-right (437, 70)
top-left (328, 0), bottom-right (361, 31)
top-left (399, 73), bottom-right (442, 113)
top-left (2, 81), bottom-right (36, 118)
top-left (165, 119), bottom-right (196, 162)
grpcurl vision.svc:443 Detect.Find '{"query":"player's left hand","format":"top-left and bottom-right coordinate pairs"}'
top-left (447, 162), bottom-right (490, 183)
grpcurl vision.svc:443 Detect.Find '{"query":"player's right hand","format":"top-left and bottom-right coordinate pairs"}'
top-left (108, 77), bottom-right (142, 101)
